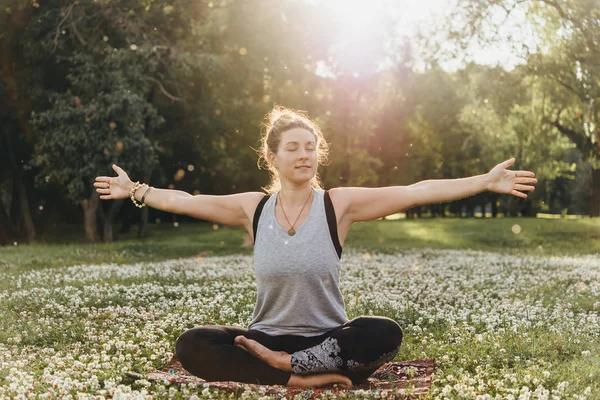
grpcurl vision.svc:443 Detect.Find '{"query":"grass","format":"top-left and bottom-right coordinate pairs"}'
top-left (0, 217), bottom-right (598, 399)
top-left (2, 217), bottom-right (597, 272)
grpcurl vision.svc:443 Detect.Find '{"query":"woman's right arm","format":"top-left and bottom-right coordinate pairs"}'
top-left (95, 164), bottom-right (265, 227)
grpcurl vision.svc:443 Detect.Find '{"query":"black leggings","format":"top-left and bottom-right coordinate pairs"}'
top-left (175, 316), bottom-right (403, 386)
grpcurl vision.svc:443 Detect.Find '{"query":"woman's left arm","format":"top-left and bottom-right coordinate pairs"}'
top-left (333, 158), bottom-right (537, 223)
top-left (411, 157), bottom-right (537, 204)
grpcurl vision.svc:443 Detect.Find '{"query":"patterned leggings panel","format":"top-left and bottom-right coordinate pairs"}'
top-left (175, 316), bottom-right (402, 386)
top-left (290, 316), bottom-right (402, 376)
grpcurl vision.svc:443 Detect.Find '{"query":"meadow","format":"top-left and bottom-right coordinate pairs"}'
top-left (1, 217), bottom-right (598, 399)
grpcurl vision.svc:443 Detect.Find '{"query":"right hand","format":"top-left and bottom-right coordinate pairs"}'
top-left (94, 164), bottom-right (134, 200)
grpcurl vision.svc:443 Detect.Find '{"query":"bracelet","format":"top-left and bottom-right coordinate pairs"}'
top-left (141, 186), bottom-right (152, 204)
top-left (129, 182), bottom-right (146, 208)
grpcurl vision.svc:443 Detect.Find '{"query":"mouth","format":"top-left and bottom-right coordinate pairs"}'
top-left (295, 166), bottom-right (311, 169)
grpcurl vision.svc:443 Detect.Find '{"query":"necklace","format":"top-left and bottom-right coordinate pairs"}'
top-left (279, 188), bottom-right (314, 236)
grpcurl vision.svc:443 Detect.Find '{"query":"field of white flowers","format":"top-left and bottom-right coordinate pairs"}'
top-left (1, 248), bottom-right (598, 399)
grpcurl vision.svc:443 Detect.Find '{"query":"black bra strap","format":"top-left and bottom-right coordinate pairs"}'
top-left (324, 190), bottom-right (343, 259)
top-left (253, 194), bottom-right (270, 244)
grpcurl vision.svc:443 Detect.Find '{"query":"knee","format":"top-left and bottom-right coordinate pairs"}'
top-left (175, 326), bottom-right (215, 363)
top-left (371, 317), bottom-right (403, 351)
top-left (350, 316), bottom-right (403, 351)
top-left (175, 329), bottom-right (197, 363)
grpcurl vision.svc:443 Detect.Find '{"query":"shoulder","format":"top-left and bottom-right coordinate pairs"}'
top-left (239, 191), bottom-right (270, 213)
top-left (325, 187), bottom-right (353, 223)
top-left (234, 192), bottom-right (270, 232)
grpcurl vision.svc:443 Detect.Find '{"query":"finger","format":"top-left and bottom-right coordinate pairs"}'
top-left (95, 176), bottom-right (111, 182)
top-left (503, 157), bottom-right (515, 166)
top-left (112, 164), bottom-right (123, 175)
top-left (511, 190), bottom-right (527, 198)
top-left (515, 171), bottom-right (535, 177)
top-left (94, 182), bottom-right (111, 188)
top-left (99, 194), bottom-right (113, 200)
top-left (96, 188), bottom-right (110, 194)
top-left (515, 177), bottom-right (537, 184)
top-left (514, 184), bottom-right (535, 191)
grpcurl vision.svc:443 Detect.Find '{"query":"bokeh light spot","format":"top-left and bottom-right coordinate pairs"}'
top-left (174, 169), bottom-right (185, 181)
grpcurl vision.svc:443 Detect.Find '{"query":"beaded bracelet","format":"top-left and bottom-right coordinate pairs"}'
top-left (129, 181), bottom-right (146, 208)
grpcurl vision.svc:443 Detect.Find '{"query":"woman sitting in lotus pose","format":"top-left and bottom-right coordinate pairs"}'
top-left (95, 105), bottom-right (537, 388)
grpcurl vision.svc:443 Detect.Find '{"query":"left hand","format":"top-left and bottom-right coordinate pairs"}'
top-left (486, 158), bottom-right (537, 198)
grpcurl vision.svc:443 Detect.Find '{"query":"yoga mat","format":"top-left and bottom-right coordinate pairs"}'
top-left (126, 355), bottom-right (435, 399)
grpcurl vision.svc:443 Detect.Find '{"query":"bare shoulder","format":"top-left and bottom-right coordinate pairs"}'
top-left (327, 187), bottom-right (353, 222)
top-left (237, 191), bottom-right (270, 238)
top-left (239, 191), bottom-right (270, 219)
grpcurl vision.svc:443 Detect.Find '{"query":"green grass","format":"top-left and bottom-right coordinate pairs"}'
top-left (1, 217), bottom-right (598, 399)
top-left (348, 217), bottom-right (599, 256)
top-left (2, 217), bottom-right (597, 273)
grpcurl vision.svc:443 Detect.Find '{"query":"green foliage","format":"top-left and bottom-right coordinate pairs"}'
top-left (30, 49), bottom-right (162, 203)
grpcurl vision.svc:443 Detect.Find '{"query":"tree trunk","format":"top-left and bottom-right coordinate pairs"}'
top-left (138, 206), bottom-right (149, 238)
top-left (466, 204), bottom-right (474, 218)
top-left (102, 200), bottom-right (124, 242)
top-left (82, 192), bottom-right (100, 242)
top-left (0, 196), bottom-right (17, 245)
top-left (138, 170), bottom-right (152, 238)
top-left (5, 133), bottom-right (36, 242)
top-left (491, 199), bottom-right (498, 218)
top-left (591, 167), bottom-right (600, 217)
top-left (15, 176), bottom-right (35, 242)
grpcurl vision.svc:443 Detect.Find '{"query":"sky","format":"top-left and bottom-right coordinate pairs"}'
top-left (309, 0), bottom-right (540, 73)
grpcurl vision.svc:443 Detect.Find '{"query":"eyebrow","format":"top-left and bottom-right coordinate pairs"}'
top-left (285, 141), bottom-right (316, 146)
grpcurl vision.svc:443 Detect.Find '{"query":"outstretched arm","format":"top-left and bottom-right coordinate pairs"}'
top-left (411, 157), bottom-right (536, 205)
top-left (95, 164), bottom-right (262, 227)
top-left (332, 158), bottom-right (537, 223)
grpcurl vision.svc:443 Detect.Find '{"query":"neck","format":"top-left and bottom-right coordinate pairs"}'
top-left (278, 185), bottom-right (314, 207)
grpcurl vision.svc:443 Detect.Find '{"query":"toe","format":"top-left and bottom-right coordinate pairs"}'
top-left (234, 336), bottom-right (245, 345)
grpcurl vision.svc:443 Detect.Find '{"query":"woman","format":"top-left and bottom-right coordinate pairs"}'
top-left (95, 106), bottom-right (537, 388)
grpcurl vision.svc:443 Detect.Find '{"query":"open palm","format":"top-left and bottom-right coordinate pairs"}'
top-left (487, 158), bottom-right (537, 199)
top-left (94, 164), bottom-right (134, 200)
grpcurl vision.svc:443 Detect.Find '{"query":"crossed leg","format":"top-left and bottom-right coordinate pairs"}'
top-left (234, 335), bottom-right (352, 388)
top-left (176, 316), bottom-right (402, 388)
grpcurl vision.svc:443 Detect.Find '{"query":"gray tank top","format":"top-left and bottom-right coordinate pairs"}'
top-left (248, 189), bottom-right (350, 336)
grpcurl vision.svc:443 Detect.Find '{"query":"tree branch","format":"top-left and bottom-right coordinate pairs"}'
top-left (144, 77), bottom-right (184, 102)
top-left (53, 3), bottom-right (75, 52)
top-left (542, 109), bottom-right (597, 157)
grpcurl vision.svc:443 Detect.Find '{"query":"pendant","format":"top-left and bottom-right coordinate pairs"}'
top-left (288, 228), bottom-right (296, 236)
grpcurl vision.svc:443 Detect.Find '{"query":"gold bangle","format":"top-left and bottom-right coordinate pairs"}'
top-left (129, 182), bottom-right (146, 208)
top-left (141, 186), bottom-right (152, 204)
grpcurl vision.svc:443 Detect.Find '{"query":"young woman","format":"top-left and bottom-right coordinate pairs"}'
top-left (95, 106), bottom-right (537, 388)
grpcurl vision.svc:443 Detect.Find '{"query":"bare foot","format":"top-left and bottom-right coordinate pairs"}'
top-left (234, 336), bottom-right (292, 372)
top-left (287, 373), bottom-right (353, 388)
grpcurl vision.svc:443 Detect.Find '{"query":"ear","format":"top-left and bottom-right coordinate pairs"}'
top-left (268, 152), bottom-right (277, 168)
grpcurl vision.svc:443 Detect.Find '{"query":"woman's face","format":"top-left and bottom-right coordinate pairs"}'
top-left (270, 128), bottom-right (318, 184)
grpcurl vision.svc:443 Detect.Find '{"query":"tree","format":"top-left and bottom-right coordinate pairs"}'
top-left (446, 0), bottom-right (600, 215)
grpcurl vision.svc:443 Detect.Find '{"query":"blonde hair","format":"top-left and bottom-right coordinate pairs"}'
top-left (257, 105), bottom-right (330, 195)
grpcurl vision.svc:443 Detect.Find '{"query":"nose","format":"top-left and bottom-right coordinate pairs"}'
top-left (298, 148), bottom-right (308, 159)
